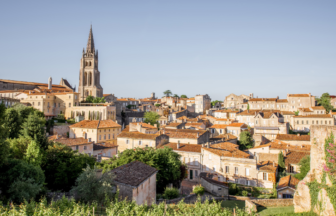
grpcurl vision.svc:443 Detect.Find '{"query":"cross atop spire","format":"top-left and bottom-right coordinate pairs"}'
top-left (86, 25), bottom-right (95, 54)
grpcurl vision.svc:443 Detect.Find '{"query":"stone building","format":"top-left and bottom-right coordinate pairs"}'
top-left (49, 134), bottom-right (118, 159)
top-left (223, 93), bottom-right (251, 109)
top-left (0, 78), bottom-right (74, 92)
top-left (277, 175), bottom-right (300, 199)
top-left (298, 106), bottom-right (326, 115)
top-left (20, 91), bottom-right (80, 119)
top-left (108, 161), bottom-right (158, 205)
top-left (226, 123), bottom-right (248, 139)
top-left (291, 114), bottom-right (335, 132)
top-left (78, 26), bottom-right (103, 101)
top-left (275, 134), bottom-right (310, 146)
top-left (117, 129), bottom-right (169, 152)
top-left (253, 111), bottom-right (289, 141)
top-left (164, 129), bottom-right (210, 144)
top-left (129, 122), bottom-right (158, 134)
top-left (66, 103), bottom-right (116, 121)
top-left (200, 172), bottom-right (229, 197)
top-left (0, 95), bottom-right (20, 108)
top-left (212, 110), bottom-right (240, 120)
top-left (69, 120), bottom-right (122, 143)
top-left (195, 94), bottom-right (211, 114)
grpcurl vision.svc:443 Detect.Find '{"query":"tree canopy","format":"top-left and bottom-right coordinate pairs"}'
top-left (86, 96), bottom-right (106, 103)
top-left (173, 94), bottom-right (179, 98)
top-left (294, 155), bottom-right (310, 180)
top-left (239, 131), bottom-right (253, 150)
top-left (180, 95), bottom-right (187, 98)
top-left (144, 111), bottom-right (160, 126)
top-left (316, 93), bottom-right (333, 113)
top-left (211, 100), bottom-right (223, 107)
top-left (163, 90), bottom-right (172, 97)
top-left (98, 147), bottom-right (184, 192)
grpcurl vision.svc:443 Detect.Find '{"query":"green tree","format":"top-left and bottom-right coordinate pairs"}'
top-left (173, 94), bottom-right (179, 98)
top-left (180, 95), bottom-right (187, 98)
top-left (0, 102), bottom-right (9, 166)
top-left (25, 140), bottom-right (43, 166)
top-left (0, 159), bottom-right (45, 203)
top-left (93, 97), bottom-right (106, 103)
top-left (247, 103), bottom-right (250, 111)
top-left (9, 136), bottom-right (33, 160)
top-left (98, 147), bottom-right (183, 193)
top-left (3, 108), bottom-right (20, 139)
top-left (278, 151), bottom-right (285, 169)
top-left (41, 143), bottom-right (96, 191)
top-left (316, 93), bottom-right (333, 113)
top-left (96, 111), bottom-right (99, 120)
top-left (21, 113), bottom-right (48, 150)
top-left (211, 100), bottom-right (223, 107)
top-left (86, 95), bottom-right (94, 103)
top-left (294, 155), bottom-right (310, 180)
top-left (163, 90), bottom-right (172, 97)
top-left (144, 111), bottom-right (160, 126)
top-left (239, 131), bottom-right (253, 150)
top-left (89, 111), bottom-right (91, 120)
top-left (294, 111), bottom-right (299, 116)
top-left (155, 103), bottom-right (161, 107)
top-left (71, 165), bottom-right (115, 203)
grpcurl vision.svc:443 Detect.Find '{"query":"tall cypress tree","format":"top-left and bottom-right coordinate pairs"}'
top-left (4, 108), bottom-right (20, 139)
top-left (278, 151), bottom-right (285, 169)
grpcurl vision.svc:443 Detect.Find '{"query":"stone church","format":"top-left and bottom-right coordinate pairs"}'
top-left (78, 25), bottom-right (103, 101)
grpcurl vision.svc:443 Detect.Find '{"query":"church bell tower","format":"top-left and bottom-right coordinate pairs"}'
top-left (78, 25), bottom-right (103, 101)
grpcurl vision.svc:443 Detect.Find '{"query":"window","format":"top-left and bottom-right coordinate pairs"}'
top-left (104, 135), bottom-right (106, 140)
top-left (195, 170), bottom-right (198, 177)
top-left (195, 158), bottom-right (199, 165)
top-left (139, 140), bottom-right (142, 145)
top-left (312, 121), bottom-right (314, 124)
top-left (325, 121), bottom-right (327, 124)
top-left (108, 134), bottom-right (110, 139)
top-left (185, 157), bottom-right (188, 164)
top-left (225, 166), bottom-right (229, 173)
top-left (69, 103), bottom-right (71, 107)
top-left (84, 146), bottom-right (87, 150)
top-left (58, 103), bottom-right (60, 107)
top-left (150, 141), bottom-right (152, 147)
top-left (245, 168), bottom-right (249, 176)
top-left (76, 146), bottom-right (79, 150)
top-left (330, 121), bottom-right (332, 125)
top-left (209, 154), bottom-right (212, 160)
top-left (247, 180), bottom-right (250, 186)
top-left (302, 120), bottom-right (304, 124)
top-left (235, 167), bottom-right (238, 174)
top-left (256, 120), bottom-right (258, 124)
top-left (263, 173), bottom-right (268, 180)
top-left (99, 135), bottom-right (101, 140)
top-left (316, 121), bottom-right (319, 125)
top-left (306, 120), bottom-right (309, 124)
top-left (289, 165), bottom-right (295, 173)
top-left (297, 120), bottom-right (299, 124)
top-left (235, 179), bottom-right (238, 183)
top-left (213, 166), bottom-right (216, 171)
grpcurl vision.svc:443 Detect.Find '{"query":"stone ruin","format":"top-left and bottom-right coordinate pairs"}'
top-left (294, 125), bottom-right (335, 216)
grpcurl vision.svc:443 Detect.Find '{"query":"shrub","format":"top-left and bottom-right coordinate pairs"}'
top-left (193, 185), bottom-right (205, 196)
top-left (163, 187), bottom-right (179, 199)
top-left (242, 190), bottom-right (248, 197)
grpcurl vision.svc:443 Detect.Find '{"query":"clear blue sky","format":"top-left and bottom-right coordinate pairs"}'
top-left (0, 1), bottom-right (335, 100)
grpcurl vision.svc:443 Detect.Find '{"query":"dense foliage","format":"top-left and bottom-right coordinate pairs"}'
top-left (211, 100), bottom-right (223, 107)
top-left (163, 187), bottom-right (179, 199)
top-left (0, 102), bottom-right (95, 203)
top-left (294, 155), bottom-right (310, 180)
top-left (316, 93), bottom-right (333, 113)
top-left (98, 147), bottom-right (184, 193)
top-left (163, 90), bottom-right (172, 97)
top-left (239, 131), bottom-right (253, 150)
top-left (180, 95), bottom-right (187, 98)
top-left (85, 95), bottom-right (106, 103)
top-left (71, 166), bottom-right (115, 203)
top-left (193, 185), bottom-right (205, 196)
top-left (144, 111), bottom-right (160, 126)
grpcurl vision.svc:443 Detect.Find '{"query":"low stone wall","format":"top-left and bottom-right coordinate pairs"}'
top-left (228, 195), bottom-right (258, 201)
top-left (245, 200), bottom-right (257, 213)
top-left (52, 125), bottom-right (70, 136)
top-left (157, 193), bottom-right (227, 205)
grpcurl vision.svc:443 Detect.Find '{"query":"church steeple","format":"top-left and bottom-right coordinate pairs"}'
top-left (86, 25), bottom-right (95, 54)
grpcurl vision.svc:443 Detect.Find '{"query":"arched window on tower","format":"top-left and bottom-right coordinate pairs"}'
top-left (89, 72), bottom-right (92, 86)
top-left (84, 72), bottom-right (87, 85)
top-left (85, 61), bottom-right (88, 66)
top-left (89, 61), bottom-right (92, 66)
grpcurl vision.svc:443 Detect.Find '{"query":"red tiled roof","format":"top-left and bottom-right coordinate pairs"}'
top-left (277, 175), bottom-right (300, 190)
top-left (209, 124), bottom-right (228, 129)
top-left (276, 134), bottom-right (310, 141)
top-left (293, 114), bottom-right (332, 118)
top-left (70, 120), bottom-right (121, 129)
top-left (159, 143), bottom-right (202, 153)
top-left (164, 129), bottom-right (207, 139)
top-left (258, 161), bottom-right (278, 173)
top-left (288, 94), bottom-right (310, 97)
top-left (117, 131), bottom-right (161, 140)
top-left (228, 123), bottom-right (248, 128)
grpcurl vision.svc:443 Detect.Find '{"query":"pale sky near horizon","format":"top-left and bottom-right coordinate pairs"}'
top-left (0, 1), bottom-right (335, 101)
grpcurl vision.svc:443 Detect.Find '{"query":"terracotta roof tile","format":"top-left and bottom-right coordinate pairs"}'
top-left (258, 161), bottom-right (278, 173)
top-left (164, 129), bottom-right (207, 139)
top-left (159, 143), bottom-right (202, 153)
top-left (213, 134), bottom-right (238, 140)
top-left (49, 137), bottom-right (92, 146)
top-left (277, 175), bottom-right (300, 190)
top-left (111, 161), bottom-right (157, 187)
top-left (202, 142), bottom-right (250, 159)
top-left (117, 131), bottom-right (161, 140)
top-left (228, 123), bottom-right (248, 128)
top-left (130, 122), bottom-right (157, 129)
top-left (209, 124), bottom-right (228, 129)
top-left (293, 114), bottom-right (332, 118)
top-left (276, 134), bottom-right (310, 141)
top-left (70, 120), bottom-right (121, 129)
top-left (285, 151), bottom-right (310, 166)
top-left (288, 94), bottom-right (310, 97)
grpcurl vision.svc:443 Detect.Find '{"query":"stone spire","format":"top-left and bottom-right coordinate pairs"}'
top-left (86, 25), bottom-right (95, 54)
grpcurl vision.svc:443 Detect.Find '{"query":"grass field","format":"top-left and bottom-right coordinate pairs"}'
top-left (257, 206), bottom-right (317, 216)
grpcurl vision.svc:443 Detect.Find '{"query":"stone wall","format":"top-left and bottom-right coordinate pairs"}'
top-left (245, 200), bottom-right (257, 213)
top-left (200, 177), bottom-right (229, 197)
top-left (294, 125), bottom-right (335, 216)
top-left (258, 152), bottom-right (278, 163)
top-left (245, 199), bottom-right (293, 213)
top-left (52, 125), bottom-right (70, 136)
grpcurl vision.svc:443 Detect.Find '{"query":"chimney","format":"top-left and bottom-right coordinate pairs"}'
top-left (48, 77), bottom-right (52, 90)
top-left (207, 142), bottom-right (210, 148)
top-left (177, 140), bottom-right (180, 149)
top-left (56, 134), bottom-right (59, 139)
